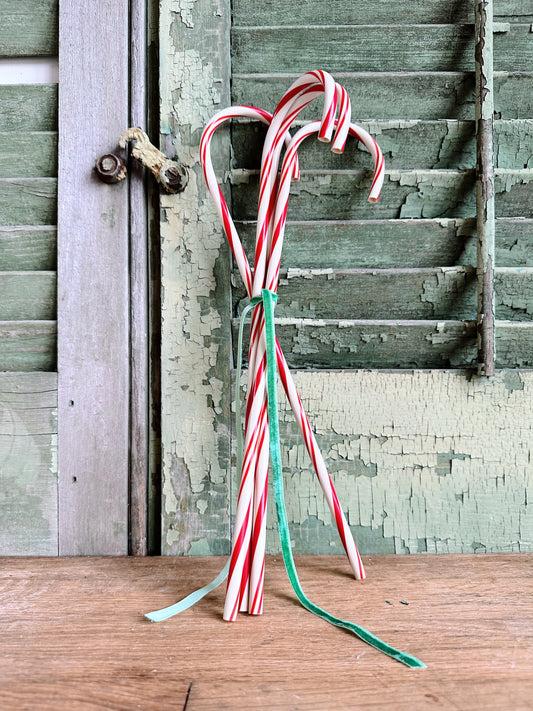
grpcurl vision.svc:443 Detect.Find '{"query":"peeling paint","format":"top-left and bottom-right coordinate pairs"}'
top-left (251, 370), bottom-right (533, 555)
top-left (172, 1), bottom-right (198, 30)
top-left (160, 0), bottom-right (232, 554)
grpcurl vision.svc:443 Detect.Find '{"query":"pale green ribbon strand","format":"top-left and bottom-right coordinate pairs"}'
top-left (146, 292), bottom-right (427, 668)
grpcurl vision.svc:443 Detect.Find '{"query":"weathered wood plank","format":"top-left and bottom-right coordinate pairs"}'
top-left (0, 178), bottom-right (56, 225)
top-left (234, 268), bottom-right (477, 320)
top-left (234, 319), bottom-right (477, 369)
top-left (0, 227), bottom-right (56, 270)
top-left (235, 318), bottom-right (533, 369)
top-left (159, 0), bottom-right (233, 556)
top-left (0, 272), bottom-right (56, 320)
top-left (0, 133), bottom-right (57, 178)
top-left (231, 170), bottom-right (533, 221)
top-left (233, 0), bottom-right (533, 25)
top-left (0, 372), bottom-right (57, 554)
top-left (236, 218), bottom-right (533, 269)
top-left (0, 0), bottom-right (58, 57)
top-left (232, 73), bottom-right (533, 121)
top-left (4, 555), bottom-right (533, 708)
top-left (232, 119), bottom-right (533, 172)
top-left (0, 321), bottom-right (56, 372)
top-left (235, 267), bottom-right (533, 321)
top-left (233, 25), bottom-right (533, 74)
top-left (57, 0), bottom-right (130, 555)
top-left (496, 268), bottom-right (533, 321)
top-left (495, 322), bottom-right (533, 367)
top-left (0, 85), bottom-right (57, 132)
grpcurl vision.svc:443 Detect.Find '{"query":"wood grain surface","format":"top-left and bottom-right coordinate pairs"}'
top-left (1, 555), bottom-right (532, 710)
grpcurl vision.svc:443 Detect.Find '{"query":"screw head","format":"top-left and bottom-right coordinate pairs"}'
top-left (95, 153), bottom-right (127, 183)
top-left (160, 162), bottom-right (189, 193)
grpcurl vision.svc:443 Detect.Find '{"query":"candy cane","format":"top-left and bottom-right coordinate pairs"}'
top-left (245, 97), bottom-right (384, 613)
top-left (199, 73), bottom-right (384, 621)
top-left (239, 74), bottom-right (352, 616)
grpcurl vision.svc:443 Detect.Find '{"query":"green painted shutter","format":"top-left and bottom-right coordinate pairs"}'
top-left (231, 1), bottom-right (533, 369)
top-left (0, 0), bottom-right (58, 553)
top-left (160, 0), bottom-right (533, 558)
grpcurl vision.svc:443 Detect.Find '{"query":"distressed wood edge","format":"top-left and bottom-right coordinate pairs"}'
top-left (128, 0), bottom-right (149, 557)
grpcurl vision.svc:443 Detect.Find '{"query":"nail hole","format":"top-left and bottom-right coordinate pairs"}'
top-left (72, 476), bottom-right (77, 483)
top-left (69, 400), bottom-right (74, 407)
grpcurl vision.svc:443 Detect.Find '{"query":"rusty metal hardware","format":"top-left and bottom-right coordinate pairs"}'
top-left (95, 153), bottom-right (127, 184)
top-left (119, 127), bottom-right (189, 194)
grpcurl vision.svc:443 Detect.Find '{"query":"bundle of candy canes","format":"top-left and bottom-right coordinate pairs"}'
top-left (147, 71), bottom-right (425, 668)
top-left (200, 70), bottom-right (382, 619)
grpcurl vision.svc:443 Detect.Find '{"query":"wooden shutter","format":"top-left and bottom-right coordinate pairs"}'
top-left (0, 0), bottom-right (58, 554)
top-left (0, 0), bottom-right (137, 555)
top-left (159, 1), bottom-right (533, 557)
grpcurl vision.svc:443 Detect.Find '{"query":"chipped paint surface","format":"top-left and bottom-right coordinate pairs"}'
top-left (248, 370), bottom-right (533, 555)
top-left (160, 0), bottom-right (232, 554)
top-left (0, 373), bottom-right (58, 555)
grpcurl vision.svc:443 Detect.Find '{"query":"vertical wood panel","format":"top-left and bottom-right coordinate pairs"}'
top-left (129, 0), bottom-right (149, 556)
top-left (57, 0), bottom-right (130, 555)
top-left (159, 0), bottom-right (232, 555)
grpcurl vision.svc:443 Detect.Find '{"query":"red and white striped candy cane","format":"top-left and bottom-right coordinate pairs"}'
top-left (243, 73), bottom-right (353, 616)
top-left (199, 73), bottom-right (385, 621)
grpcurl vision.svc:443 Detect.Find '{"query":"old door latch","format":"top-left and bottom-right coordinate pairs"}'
top-left (95, 127), bottom-right (188, 194)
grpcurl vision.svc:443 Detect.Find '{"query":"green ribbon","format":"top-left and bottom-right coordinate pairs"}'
top-left (146, 290), bottom-right (426, 669)
top-left (261, 288), bottom-right (426, 669)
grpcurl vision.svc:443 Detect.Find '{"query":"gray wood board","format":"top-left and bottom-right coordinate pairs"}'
top-left (0, 0), bottom-right (58, 57)
top-left (233, 0), bottom-right (532, 25)
top-left (235, 218), bottom-right (533, 269)
top-left (57, 0), bottom-right (130, 555)
top-left (0, 271), bottom-right (56, 320)
top-left (0, 227), bottom-right (56, 270)
top-left (231, 170), bottom-right (533, 221)
top-left (0, 372), bottom-right (58, 554)
top-left (0, 133), bottom-right (57, 178)
top-left (0, 178), bottom-right (56, 225)
top-left (231, 119), bottom-right (533, 172)
top-left (233, 25), bottom-right (533, 74)
top-left (0, 85), bottom-right (57, 132)
top-left (232, 73), bottom-right (533, 121)
top-left (0, 321), bottom-right (56, 372)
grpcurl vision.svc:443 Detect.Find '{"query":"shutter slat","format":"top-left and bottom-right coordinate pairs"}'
top-left (0, 0), bottom-right (58, 57)
top-left (234, 319), bottom-right (533, 369)
top-left (0, 178), bottom-right (57, 225)
top-left (0, 85), bottom-right (57, 132)
top-left (0, 321), bottom-right (56, 371)
top-left (233, 73), bottom-right (533, 121)
top-left (231, 170), bottom-right (533, 221)
top-left (0, 227), bottom-right (56, 270)
top-left (234, 267), bottom-right (533, 321)
top-left (0, 133), bottom-right (57, 178)
top-left (233, 25), bottom-right (532, 74)
top-left (233, 0), bottom-right (532, 26)
top-left (232, 119), bottom-right (533, 171)
top-left (0, 272), bottom-right (56, 320)
top-left (236, 218), bottom-right (533, 269)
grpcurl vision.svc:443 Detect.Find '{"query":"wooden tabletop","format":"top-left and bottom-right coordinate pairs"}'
top-left (1, 554), bottom-right (532, 710)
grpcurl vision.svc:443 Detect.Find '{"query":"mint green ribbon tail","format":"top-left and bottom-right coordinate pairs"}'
top-left (260, 288), bottom-right (426, 669)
